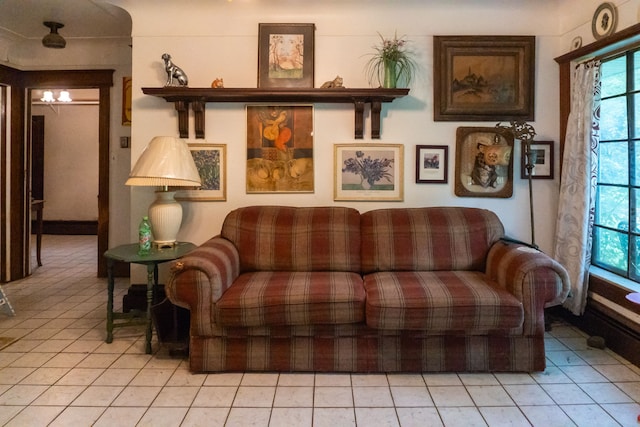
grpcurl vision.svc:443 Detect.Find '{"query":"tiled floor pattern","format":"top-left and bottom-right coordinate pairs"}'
top-left (0, 235), bottom-right (640, 426)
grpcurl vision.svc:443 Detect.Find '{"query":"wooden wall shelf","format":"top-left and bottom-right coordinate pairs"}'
top-left (142, 87), bottom-right (409, 139)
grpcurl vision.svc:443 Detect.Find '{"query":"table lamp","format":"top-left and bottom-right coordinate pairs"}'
top-left (126, 136), bottom-right (201, 247)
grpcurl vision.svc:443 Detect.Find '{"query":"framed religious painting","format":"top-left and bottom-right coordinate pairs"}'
top-left (433, 35), bottom-right (535, 121)
top-left (258, 23), bottom-right (315, 88)
top-left (416, 145), bottom-right (448, 184)
top-left (454, 127), bottom-right (514, 198)
top-left (246, 105), bottom-right (314, 193)
top-left (175, 143), bottom-right (226, 201)
top-left (334, 143), bottom-right (404, 201)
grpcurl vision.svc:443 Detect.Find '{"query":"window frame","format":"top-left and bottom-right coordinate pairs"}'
top-left (555, 23), bottom-right (640, 312)
top-left (591, 50), bottom-right (640, 282)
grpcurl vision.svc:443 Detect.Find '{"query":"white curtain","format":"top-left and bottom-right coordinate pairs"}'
top-left (553, 61), bottom-right (601, 315)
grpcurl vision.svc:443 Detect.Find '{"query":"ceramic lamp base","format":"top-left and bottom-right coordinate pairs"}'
top-left (148, 190), bottom-right (182, 246)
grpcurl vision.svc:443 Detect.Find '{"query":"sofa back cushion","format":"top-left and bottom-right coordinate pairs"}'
top-left (361, 207), bottom-right (504, 273)
top-left (221, 206), bottom-right (361, 272)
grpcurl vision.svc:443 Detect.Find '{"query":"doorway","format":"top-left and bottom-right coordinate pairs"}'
top-left (30, 90), bottom-right (100, 240)
top-left (22, 69), bottom-right (113, 278)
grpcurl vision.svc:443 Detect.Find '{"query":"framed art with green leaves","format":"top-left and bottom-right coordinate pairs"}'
top-left (175, 143), bottom-right (226, 201)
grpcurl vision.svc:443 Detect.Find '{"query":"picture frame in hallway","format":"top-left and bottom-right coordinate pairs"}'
top-left (521, 140), bottom-right (554, 180)
top-left (175, 143), bottom-right (226, 201)
top-left (122, 76), bottom-right (131, 126)
top-left (334, 143), bottom-right (404, 201)
top-left (433, 35), bottom-right (535, 121)
top-left (454, 126), bottom-right (514, 198)
top-left (416, 145), bottom-right (448, 184)
top-left (246, 105), bottom-right (314, 193)
top-left (258, 23), bottom-right (315, 88)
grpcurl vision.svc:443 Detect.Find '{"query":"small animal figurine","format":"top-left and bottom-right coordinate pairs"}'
top-left (211, 78), bottom-right (224, 88)
top-left (162, 53), bottom-right (189, 87)
top-left (321, 75), bottom-right (344, 88)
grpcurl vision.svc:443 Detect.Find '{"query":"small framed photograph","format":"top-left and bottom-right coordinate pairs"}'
top-left (416, 145), bottom-right (448, 184)
top-left (433, 35), bottom-right (535, 121)
top-left (522, 140), bottom-right (554, 180)
top-left (454, 127), bottom-right (514, 198)
top-left (258, 23), bottom-right (315, 89)
top-left (175, 143), bottom-right (226, 201)
top-left (246, 105), bottom-right (314, 193)
top-left (334, 143), bottom-right (403, 201)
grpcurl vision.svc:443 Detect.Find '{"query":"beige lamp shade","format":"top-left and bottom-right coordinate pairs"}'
top-left (126, 136), bottom-right (201, 187)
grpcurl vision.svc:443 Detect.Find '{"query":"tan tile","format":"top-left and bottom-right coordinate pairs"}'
top-left (192, 386), bottom-right (236, 407)
top-left (270, 407), bottom-right (312, 427)
top-left (71, 385), bottom-right (123, 406)
top-left (93, 406), bottom-right (146, 427)
top-left (152, 386), bottom-right (199, 407)
top-left (93, 368), bottom-right (139, 386)
top-left (48, 406), bottom-right (105, 426)
top-left (137, 407), bottom-right (189, 427)
top-left (111, 386), bottom-right (161, 406)
top-left (181, 408), bottom-right (230, 427)
top-left (3, 405), bottom-right (64, 427)
top-left (32, 385), bottom-right (86, 406)
top-left (273, 386), bottom-right (314, 407)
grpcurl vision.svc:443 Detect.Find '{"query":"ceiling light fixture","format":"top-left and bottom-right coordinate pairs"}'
top-left (42, 21), bottom-right (66, 49)
top-left (40, 91), bottom-right (55, 102)
top-left (57, 91), bottom-right (72, 102)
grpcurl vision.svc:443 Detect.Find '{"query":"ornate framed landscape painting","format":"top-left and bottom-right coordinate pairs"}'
top-left (334, 143), bottom-right (403, 201)
top-left (246, 105), bottom-right (314, 193)
top-left (454, 127), bottom-right (514, 198)
top-left (433, 35), bottom-right (535, 121)
top-left (416, 145), bottom-right (448, 184)
top-left (175, 143), bottom-right (226, 201)
top-left (258, 23), bottom-right (315, 89)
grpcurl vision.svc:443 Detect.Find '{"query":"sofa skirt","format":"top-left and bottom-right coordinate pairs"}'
top-left (187, 326), bottom-right (546, 373)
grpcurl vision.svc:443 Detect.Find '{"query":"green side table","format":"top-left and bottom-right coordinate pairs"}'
top-left (104, 242), bottom-right (196, 354)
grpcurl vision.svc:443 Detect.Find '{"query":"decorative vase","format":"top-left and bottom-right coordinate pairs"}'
top-left (383, 58), bottom-right (398, 88)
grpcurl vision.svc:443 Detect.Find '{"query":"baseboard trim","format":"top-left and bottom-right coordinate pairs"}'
top-left (547, 304), bottom-right (640, 367)
top-left (32, 220), bottom-right (98, 235)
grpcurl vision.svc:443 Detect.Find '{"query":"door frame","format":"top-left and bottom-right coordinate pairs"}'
top-left (19, 69), bottom-right (114, 277)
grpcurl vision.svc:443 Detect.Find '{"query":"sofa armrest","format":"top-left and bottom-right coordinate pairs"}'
top-left (165, 237), bottom-right (240, 333)
top-left (486, 240), bottom-right (570, 335)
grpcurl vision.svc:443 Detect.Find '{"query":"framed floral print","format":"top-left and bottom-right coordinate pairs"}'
top-left (334, 143), bottom-right (403, 201)
top-left (416, 145), bottom-right (448, 183)
top-left (454, 127), bottom-right (514, 198)
top-left (258, 23), bottom-right (315, 88)
top-left (246, 105), bottom-right (314, 193)
top-left (175, 143), bottom-right (226, 201)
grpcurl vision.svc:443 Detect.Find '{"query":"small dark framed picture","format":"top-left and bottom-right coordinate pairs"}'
top-left (258, 23), bottom-right (315, 89)
top-left (521, 141), bottom-right (554, 180)
top-left (416, 145), bottom-right (448, 183)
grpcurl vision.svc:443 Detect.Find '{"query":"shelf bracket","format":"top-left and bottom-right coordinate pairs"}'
top-left (354, 101), bottom-right (365, 139)
top-left (193, 101), bottom-right (205, 139)
top-left (371, 101), bottom-right (382, 139)
top-left (174, 100), bottom-right (189, 139)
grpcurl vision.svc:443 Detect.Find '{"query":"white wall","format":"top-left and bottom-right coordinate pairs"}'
top-left (107, 0), bottom-right (639, 281)
top-left (32, 103), bottom-right (99, 221)
top-left (558, 0), bottom-right (640, 50)
top-left (119, 0), bottom-right (560, 249)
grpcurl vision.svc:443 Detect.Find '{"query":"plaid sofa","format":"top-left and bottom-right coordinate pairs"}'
top-left (166, 205), bottom-right (570, 372)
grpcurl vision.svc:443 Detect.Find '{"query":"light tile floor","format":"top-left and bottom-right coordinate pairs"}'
top-left (0, 235), bottom-right (640, 426)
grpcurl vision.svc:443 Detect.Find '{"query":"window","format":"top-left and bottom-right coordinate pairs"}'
top-left (592, 49), bottom-right (640, 282)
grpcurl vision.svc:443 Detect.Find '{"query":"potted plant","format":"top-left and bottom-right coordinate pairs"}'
top-left (365, 32), bottom-right (417, 88)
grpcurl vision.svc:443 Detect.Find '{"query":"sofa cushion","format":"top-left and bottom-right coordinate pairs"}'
top-left (363, 271), bottom-right (523, 331)
top-left (361, 207), bottom-right (504, 273)
top-left (221, 206), bottom-right (361, 272)
top-left (215, 271), bottom-right (366, 327)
